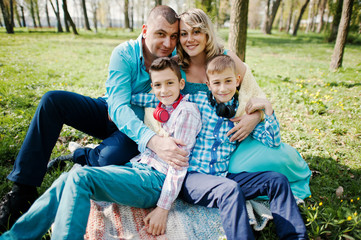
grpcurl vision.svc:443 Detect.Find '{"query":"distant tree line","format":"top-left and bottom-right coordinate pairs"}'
top-left (1, 0), bottom-right (359, 69)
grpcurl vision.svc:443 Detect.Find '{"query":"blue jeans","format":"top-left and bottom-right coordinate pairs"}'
top-left (180, 171), bottom-right (308, 240)
top-left (7, 91), bottom-right (139, 186)
top-left (1, 163), bottom-right (165, 240)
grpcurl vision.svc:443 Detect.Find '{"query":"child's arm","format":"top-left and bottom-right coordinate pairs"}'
top-left (144, 103), bottom-right (202, 235)
top-left (131, 92), bottom-right (159, 107)
top-left (246, 98), bottom-right (281, 147)
top-left (144, 207), bottom-right (169, 236)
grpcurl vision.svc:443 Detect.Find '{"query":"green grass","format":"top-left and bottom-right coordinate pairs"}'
top-left (1, 28), bottom-right (361, 239)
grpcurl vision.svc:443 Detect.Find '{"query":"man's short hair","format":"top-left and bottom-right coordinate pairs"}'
top-left (206, 55), bottom-right (236, 76)
top-left (149, 57), bottom-right (181, 81)
top-left (147, 5), bottom-right (178, 24)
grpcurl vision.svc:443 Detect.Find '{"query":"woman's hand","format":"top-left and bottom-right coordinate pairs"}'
top-left (144, 207), bottom-right (169, 236)
top-left (227, 111), bottom-right (261, 142)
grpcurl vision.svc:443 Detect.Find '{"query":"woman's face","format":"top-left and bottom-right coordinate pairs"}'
top-left (179, 20), bottom-right (207, 58)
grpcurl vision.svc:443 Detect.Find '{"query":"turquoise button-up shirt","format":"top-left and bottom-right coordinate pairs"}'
top-left (104, 34), bottom-right (155, 152)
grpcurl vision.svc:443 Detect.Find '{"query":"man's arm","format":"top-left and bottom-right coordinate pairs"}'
top-left (106, 48), bottom-right (155, 153)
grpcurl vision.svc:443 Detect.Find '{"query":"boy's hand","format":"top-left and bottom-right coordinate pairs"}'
top-left (144, 207), bottom-right (169, 236)
top-left (228, 111), bottom-right (261, 142)
top-left (147, 135), bottom-right (189, 170)
top-left (245, 98), bottom-right (273, 116)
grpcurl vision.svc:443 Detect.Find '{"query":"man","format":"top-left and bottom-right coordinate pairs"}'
top-left (0, 5), bottom-right (187, 232)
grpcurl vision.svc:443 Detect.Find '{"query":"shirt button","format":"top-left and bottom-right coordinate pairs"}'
top-left (213, 148), bottom-right (216, 151)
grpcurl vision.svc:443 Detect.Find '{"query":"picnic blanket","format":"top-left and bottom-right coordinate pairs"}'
top-left (85, 199), bottom-right (273, 240)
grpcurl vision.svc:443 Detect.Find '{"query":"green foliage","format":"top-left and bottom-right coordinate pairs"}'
top-left (1, 28), bottom-right (360, 239)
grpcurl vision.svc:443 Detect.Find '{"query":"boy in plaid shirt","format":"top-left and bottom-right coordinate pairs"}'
top-left (0, 58), bottom-right (201, 239)
top-left (132, 55), bottom-right (307, 239)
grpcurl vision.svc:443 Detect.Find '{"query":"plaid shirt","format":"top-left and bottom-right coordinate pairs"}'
top-left (187, 92), bottom-right (281, 176)
top-left (130, 94), bottom-right (202, 210)
top-left (131, 91), bottom-right (281, 178)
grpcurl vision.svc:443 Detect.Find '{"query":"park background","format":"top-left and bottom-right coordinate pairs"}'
top-left (1, 0), bottom-right (361, 239)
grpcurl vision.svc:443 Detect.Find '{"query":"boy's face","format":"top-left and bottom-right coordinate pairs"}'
top-left (206, 67), bottom-right (240, 104)
top-left (151, 68), bottom-right (185, 106)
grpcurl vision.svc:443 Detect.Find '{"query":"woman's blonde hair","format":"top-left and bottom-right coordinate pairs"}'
top-left (177, 9), bottom-right (224, 71)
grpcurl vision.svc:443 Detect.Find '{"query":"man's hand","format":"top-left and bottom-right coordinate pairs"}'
top-left (245, 98), bottom-right (273, 116)
top-left (147, 135), bottom-right (188, 170)
top-left (144, 207), bottom-right (169, 236)
top-left (227, 111), bottom-right (261, 142)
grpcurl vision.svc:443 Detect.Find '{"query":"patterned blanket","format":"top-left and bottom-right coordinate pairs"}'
top-left (85, 199), bottom-right (273, 240)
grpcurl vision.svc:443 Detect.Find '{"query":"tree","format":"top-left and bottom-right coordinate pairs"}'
top-left (229, 0), bottom-right (248, 62)
top-left (305, 0), bottom-right (316, 33)
top-left (34, 0), bottom-right (42, 27)
top-left (81, 0), bottom-right (91, 30)
top-left (0, 0), bottom-right (14, 33)
top-left (285, 0), bottom-right (294, 33)
top-left (330, 0), bottom-right (354, 70)
top-left (124, 0), bottom-right (129, 29)
top-left (89, 0), bottom-right (99, 32)
top-left (62, 0), bottom-right (78, 34)
top-left (154, 0), bottom-right (161, 5)
top-left (29, 0), bottom-right (37, 27)
top-left (49, 0), bottom-right (63, 32)
top-left (316, 0), bottom-right (327, 33)
top-left (262, 0), bottom-right (282, 34)
top-left (14, 2), bottom-right (22, 27)
top-left (328, 0), bottom-right (343, 42)
top-left (45, 0), bottom-right (51, 27)
top-left (292, 0), bottom-right (310, 36)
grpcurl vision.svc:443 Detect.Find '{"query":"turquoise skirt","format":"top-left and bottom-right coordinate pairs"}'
top-left (228, 136), bottom-right (312, 200)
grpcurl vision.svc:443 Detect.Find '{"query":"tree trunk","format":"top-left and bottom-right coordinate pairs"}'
top-left (330, 0), bottom-right (353, 70)
top-left (35, 0), bottom-right (42, 27)
top-left (0, 0), bottom-right (14, 33)
top-left (316, 0), bottom-right (327, 33)
top-left (229, 0), bottom-right (248, 62)
top-left (262, 0), bottom-right (270, 34)
top-left (14, 2), bottom-right (22, 27)
top-left (63, 3), bottom-right (69, 32)
top-left (328, 0), bottom-right (343, 42)
top-left (49, 0), bottom-right (63, 32)
top-left (306, 0), bottom-right (314, 33)
top-left (62, 0), bottom-right (78, 34)
top-left (81, 0), bottom-right (91, 30)
top-left (9, 0), bottom-right (14, 27)
top-left (286, 0), bottom-right (294, 33)
top-left (45, 0), bottom-right (51, 27)
top-left (278, 0), bottom-right (284, 31)
top-left (20, 5), bottom-right (26, 27)
top-left (263, 0), bottom-right (282, 34)
top-left (124, 0), bottom-right (129, 29)
top-left (292, 0), bottom-right (310, 36)
top-left (91, 1), bottom-right (98, 32)
top-left (155, 0), bottom-right (162, 6)
top-left (130, 2), bottom-right (133, 31)
top-left (30, 0), bottom-right (37, 27)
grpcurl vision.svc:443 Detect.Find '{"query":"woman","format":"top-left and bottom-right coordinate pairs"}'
top-left (176, 8), bottom-right (311, 199)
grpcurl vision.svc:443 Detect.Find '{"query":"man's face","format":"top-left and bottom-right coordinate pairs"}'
top-left (142, 15), bottom-right (179, 58)
top-left (151, 68), bottom-right (185, 106)
top-left (206, 68), bottom-right (240, 104)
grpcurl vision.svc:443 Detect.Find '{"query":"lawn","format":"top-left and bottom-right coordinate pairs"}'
top-left (0, 28), bottom-right (360, 239)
